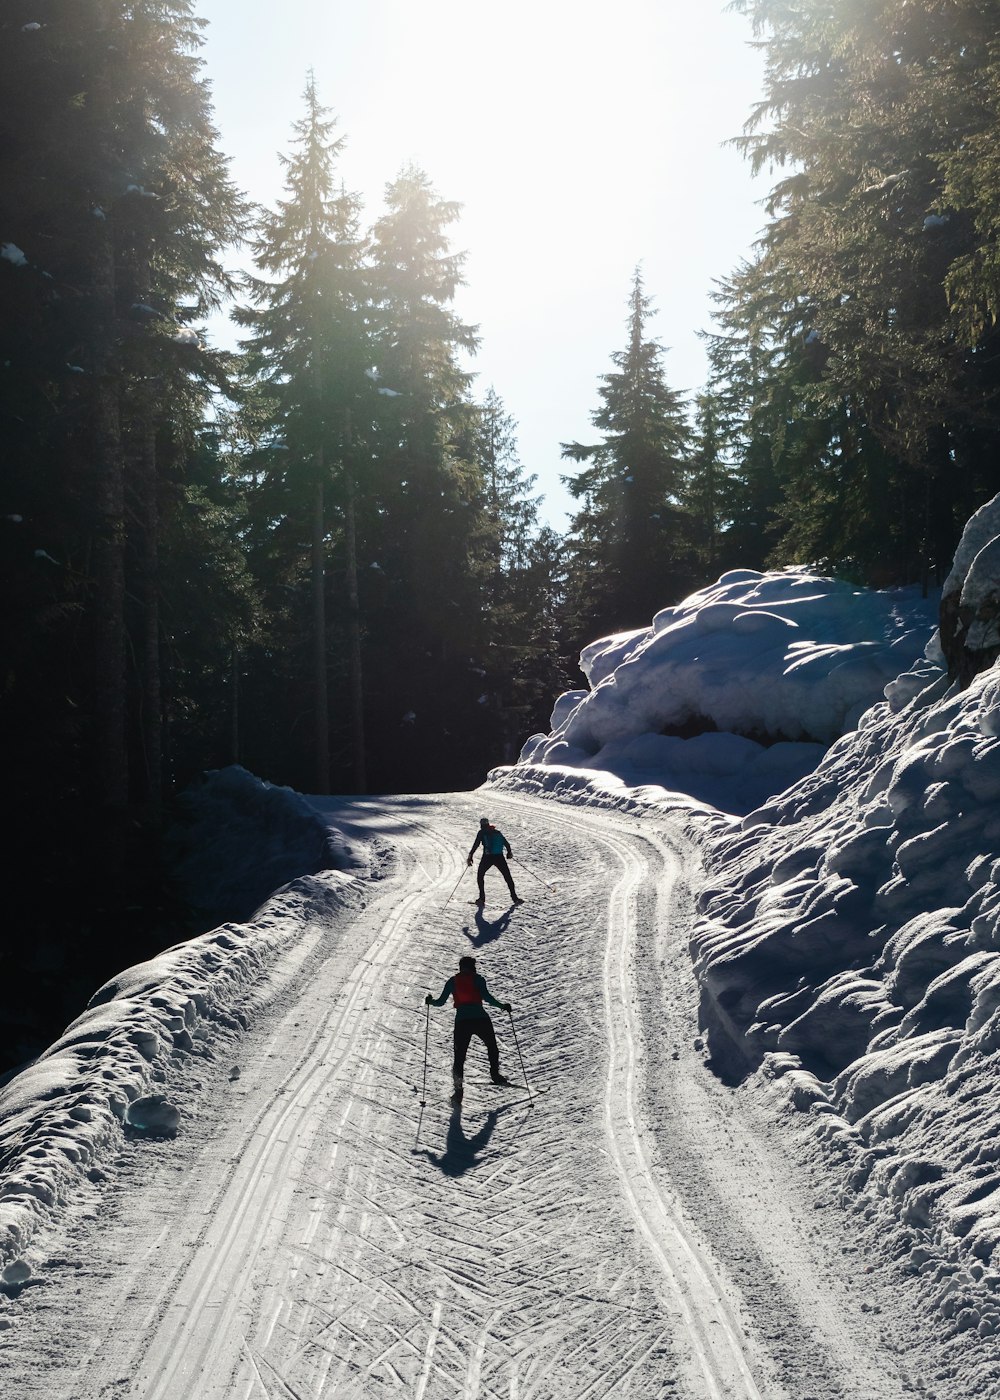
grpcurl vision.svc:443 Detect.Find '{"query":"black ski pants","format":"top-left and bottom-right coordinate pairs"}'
top-left (477, 853), bottom-right (516, 900)
top-left (453, 1014), bottom-right (500, 1080)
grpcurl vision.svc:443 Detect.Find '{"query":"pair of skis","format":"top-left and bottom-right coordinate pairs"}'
top-left (443, 855), bottom-right (554, 909)
top-left (418, 1005), bottom-right (538, 1107)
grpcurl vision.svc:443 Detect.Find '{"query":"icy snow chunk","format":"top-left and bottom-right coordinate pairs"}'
top-left (549, 690), bottom-right (588, 731)
top-left (171, 327), bottom-right (200, 346)
top-left (1, 243), bottom-right (28, 267)
top-left (125, 1095), bottom-right (180, 1136)
top-left (1, 1260), bottom-right (31, 1286)
top-left (961, 536), bottom-right (1000, 616)
top-left (944, 493), bottom-right (1000, 596)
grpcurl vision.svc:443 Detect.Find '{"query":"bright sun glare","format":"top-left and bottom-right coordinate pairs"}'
top-left (200, 0), bottom-right (766, 522)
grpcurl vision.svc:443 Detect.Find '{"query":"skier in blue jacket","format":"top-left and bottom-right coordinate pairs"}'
top-left (467, 817), bottom-right (522, 906)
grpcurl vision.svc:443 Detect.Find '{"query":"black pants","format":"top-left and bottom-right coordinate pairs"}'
top-left (453, 1015), bottom-right (500, 1079)
top-left (477, 853), bottom-right (516, 900)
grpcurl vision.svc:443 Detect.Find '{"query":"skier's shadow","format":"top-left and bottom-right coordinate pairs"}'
top-left (463, 907), bottom-right (512, 948)
top-left (416, 1104), bottom-right (508, 1177)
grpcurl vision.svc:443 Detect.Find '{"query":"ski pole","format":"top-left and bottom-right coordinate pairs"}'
top-left (512, 855), bottom-right (556, 891)
top-left (443, 863), bottom-right (469, 908)
top-left (419, 1002), bottom-right (430, 1107)
top-left (507, 1008), bottom-right (533, 1103)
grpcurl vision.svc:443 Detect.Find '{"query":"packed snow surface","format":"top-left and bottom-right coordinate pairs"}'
top-left (491, 514), bottom-right (1000, 1390)
top-left (6, 527), bottom-right (1000, 1395)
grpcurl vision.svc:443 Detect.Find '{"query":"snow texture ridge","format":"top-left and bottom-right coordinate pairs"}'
top-left (517, 567), bottom-right (938, 815)
top-left (0, 769), bottom-right (361, 1275)
top-left (490, 503), bottom-right (1000, 1384)
top-left (683, 498), bottom-right (1000, 1350)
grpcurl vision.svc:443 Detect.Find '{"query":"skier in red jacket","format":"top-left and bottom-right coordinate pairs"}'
top-left (425, 955), bottom-right (512, 1103)
top-left (467, 816), bottom-right (522, 906)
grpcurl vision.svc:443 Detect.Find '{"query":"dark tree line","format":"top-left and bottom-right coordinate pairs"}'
top-left (704, 0), bottom-right (1000, 587)
top-left (6, 0), bottom-right (1000, 1072)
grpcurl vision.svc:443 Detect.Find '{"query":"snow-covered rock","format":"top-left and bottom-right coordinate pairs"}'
top-left (514, 568), bottom-right (938, 815)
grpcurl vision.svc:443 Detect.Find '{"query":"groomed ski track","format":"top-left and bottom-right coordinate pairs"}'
top-left (2, 794), bottom-right (909, 1400)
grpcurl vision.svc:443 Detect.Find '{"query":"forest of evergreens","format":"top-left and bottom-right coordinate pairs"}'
top-left (5, 0), bottom-right (1000, 1071)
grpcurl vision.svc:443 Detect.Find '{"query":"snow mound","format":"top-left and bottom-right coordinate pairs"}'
top-left (166, 764), bottom-right (364, 922)
top-left (513, 569), bottom-right (938, 815)
top-left (0, 768), bottom-right (366, 1271)
top-left (688, 502), bottom-right (1000, 1324)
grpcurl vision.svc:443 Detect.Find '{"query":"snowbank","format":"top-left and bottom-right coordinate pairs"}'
top-left (166, 763), bottom-right (367, 921)
top-left (690, 648), bottom-right (1000, 1329)
top-left (0, 769), bottom-right (364, 1275)
top-left (517, 569), bottom-right (938, 814)
top-left (494, 510), bottom-right (1000, 1339)
top-left (486, 758), bottom-right (729, 843)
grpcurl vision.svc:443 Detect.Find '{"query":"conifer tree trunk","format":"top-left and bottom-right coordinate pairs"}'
top-left (130, 397), bottom-right (162, 814)
top-left (123, 219), bottom-right (163, 814)
top-left (91, 226), bottom-right (128, 817)
top-left (230, 643), bottom-right (241, 767)
top-left (312, 466), bottom-right (330, 792)
top-left (343, 409), bottom-right (366, 792)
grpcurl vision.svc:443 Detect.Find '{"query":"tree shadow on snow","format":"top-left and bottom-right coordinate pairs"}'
top-left (464, 907), bottom-right (512, 948)
top-left (415, 1103), bottom-right (513, 1177)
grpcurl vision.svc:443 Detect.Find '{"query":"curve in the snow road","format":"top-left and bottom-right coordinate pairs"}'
top-left (498, 796), bottom-right (767, 1400)
top-left (15, 795), bottom-right (778, 1400)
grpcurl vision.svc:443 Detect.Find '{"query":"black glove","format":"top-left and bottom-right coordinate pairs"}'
top-left (466, 855), bottom-right (473, 866)
top-left (424, 994), bottom-right (432, 1005)
top-left (503, 1002), bottom-right (512, 1013)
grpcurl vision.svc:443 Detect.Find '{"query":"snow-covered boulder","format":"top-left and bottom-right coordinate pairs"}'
top-left (510, 568), bottom-right (938, 815)
top-left (938, 492), bottom-right (1000, 685)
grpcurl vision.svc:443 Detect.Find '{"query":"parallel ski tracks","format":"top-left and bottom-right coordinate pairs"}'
top-left (494, 795), bottom-right (767, 1400)
top-left (33, 794), bottom-right (770, 1400)
top-left (121, 837), bottom-right (455, 1400)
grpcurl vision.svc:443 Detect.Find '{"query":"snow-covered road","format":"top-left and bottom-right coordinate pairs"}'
top-left (2, 794), bottom-right (913, 1399)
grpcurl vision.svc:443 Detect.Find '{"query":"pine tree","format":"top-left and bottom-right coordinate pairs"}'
top-left (0, 0), bottom-right (244, 817)
top-left (561, 268), bottom-right (692, 640)
top-left (0, 0), bottom-right (249, 1069)
top-left (727, 0), bottom-right (1000, 584)
top-left (364, 165), bottom-right (485, 789)
top-left (462, 389), bottom-right (568, 762)
top-left (235, 75), bottom-right (372, 792)
top-left (684, 392), bottom-right (736, 579)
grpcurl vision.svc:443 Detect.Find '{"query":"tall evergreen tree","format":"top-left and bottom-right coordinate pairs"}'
top-left (235, 75), bottom-right (371, 792)
top-left (0, 0), bottom-right (248, 1068)
top-left (462, 389), bottom-right (568, 761)
top-left (726, 0), bottom-right (1000, 584)
top-left (364, 165), bottom-right (485, 790)
top-left (0, 0), bottom-right (243, 817)
top-left (561, 268), bottom-right (692, 641)
top-left (684, 392), bottom-right (738, 579)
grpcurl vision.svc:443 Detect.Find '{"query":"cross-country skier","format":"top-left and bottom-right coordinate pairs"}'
top-left (425, 955), bottom-right (512, 1104)
top-left (467, 816), bottom-right (522, 906)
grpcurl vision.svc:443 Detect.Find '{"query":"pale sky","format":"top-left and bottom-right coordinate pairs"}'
top-left (197, 1), bottom-right (770, 528)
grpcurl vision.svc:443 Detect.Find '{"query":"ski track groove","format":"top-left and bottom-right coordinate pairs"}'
top-left (127, 848), bottom-right (449, 1399)
top-left (2, 794), bottom-right (821, 1399)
